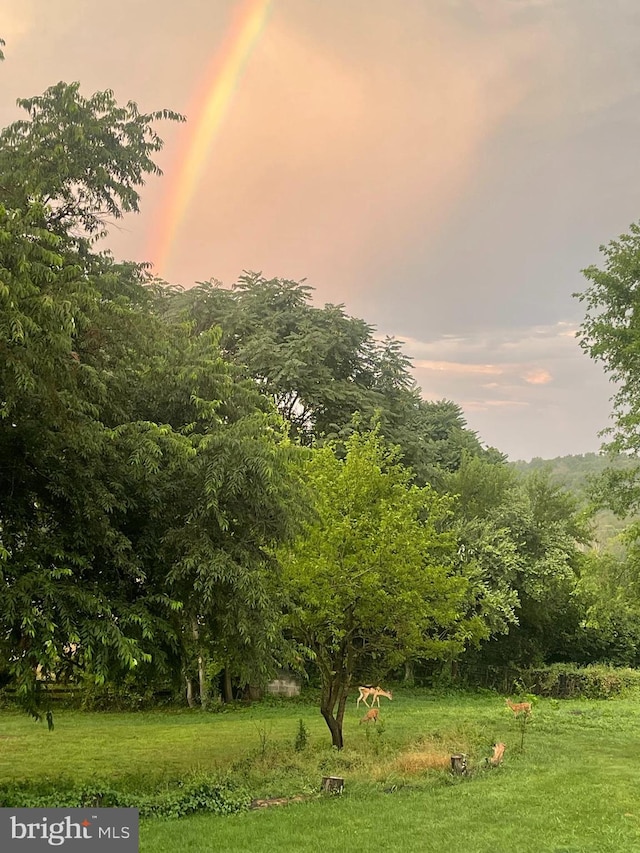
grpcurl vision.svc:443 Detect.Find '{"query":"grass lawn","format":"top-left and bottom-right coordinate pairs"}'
top-left (2, 691), bottom-right (640, 852)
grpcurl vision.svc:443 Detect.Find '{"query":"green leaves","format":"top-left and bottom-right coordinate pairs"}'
top-left (576, 221), bottom-right (640, 456)
top-left (277, 430), bottom-right (498, 745)
top-left (0, 82), bottom-right (184, 237)
top-left (278, 431), bottom-right (469, 741)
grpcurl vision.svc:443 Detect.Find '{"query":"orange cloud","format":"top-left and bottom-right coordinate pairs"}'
top-left (463, 400), bottom-right (530, 411)
top-left (523, 369), bottom-right (553, 385)
top-left (414, 360), bottom-right (504, 376)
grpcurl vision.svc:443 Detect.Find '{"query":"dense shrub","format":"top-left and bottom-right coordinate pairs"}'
top-left (0, 774), bottom-right (251, 817)
top-left (519, 664), bottom-right (640, 699)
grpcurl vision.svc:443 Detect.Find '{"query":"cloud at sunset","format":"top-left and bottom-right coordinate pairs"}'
top-left (141, 4), bottom-right (547, 296)
top-left (523, 369), bottom-right (553, 385)
top-left (415, 362), bottom-right (505, 377)
top-left (0, 0), bottom-right (634, 459)
top-left (402, 321), bottom-right (613, 458)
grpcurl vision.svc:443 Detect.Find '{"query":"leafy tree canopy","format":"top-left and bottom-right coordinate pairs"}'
top-left (278, 431), bottom-right (471, 747)
top-left (450, 456), bottom-right (590, 668)
top-left (0, 81), bottom-right (303, 718)
top-left (160, 274), bottom-right (496, 485)
top-left (0, 81), bottom-right (183, 238)
top-left (576, 223), bottom-right (640, 456)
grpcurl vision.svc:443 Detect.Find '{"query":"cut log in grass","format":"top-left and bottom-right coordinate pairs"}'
top-left (321, 776), bottom-right (344, 794)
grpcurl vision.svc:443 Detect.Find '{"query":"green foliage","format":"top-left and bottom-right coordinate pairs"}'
top-left (0, 774), bottom-right (251, 818)
top-left (282, 431), bottom-right (468, 664)
top-left (512, 452), bottom-right (639, 550)
top-left (139, 775), bottom-right (251, 819)
top-left (79, 680), bottom-right (169, 712)
top-left (0, 81), bottom-right (303, 716)
top-left (519, 663), bottom-right (640, 699)
top-left (294, 718), bottom-right (309, 752)
top-left (160, 275), bottom-right (493, 483)
top-left (279, 430), bottom-right (472, 747)
top-left (0, 82), bottom-right (184, 238)
top-left (512, 452), bottom-right (636, 497)
top-left (576, 222), bottom-right (640, 455)
top-left (0, 82), bottom-right (187, 715)
top-left (449, 457), bottom-right (590, 669)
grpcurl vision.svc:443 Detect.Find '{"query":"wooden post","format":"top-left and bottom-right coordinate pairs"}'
top-left (321, 776), bottom-right (344, 794)
top-left (450, 754), bottom-right (467, 775)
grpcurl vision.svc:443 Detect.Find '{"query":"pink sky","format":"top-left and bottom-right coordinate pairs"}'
top-left (2, 0), bottom-right (635, 458)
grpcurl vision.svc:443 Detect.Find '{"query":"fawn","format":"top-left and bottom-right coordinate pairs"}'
top-left (506, 698), bottom-right (532, 716)
top-left (360, 708), bottom-right (379, 724)
top-left (489, 742), bottom-right (506, 766)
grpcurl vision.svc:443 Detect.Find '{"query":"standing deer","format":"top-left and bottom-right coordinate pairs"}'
top-left (506, 698), bottom-right (532, 716)
top-left (357, 686), bottom-right (393, 708)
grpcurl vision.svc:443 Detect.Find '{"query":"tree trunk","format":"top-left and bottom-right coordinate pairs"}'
top-left (198, 653), bottom-right (209, 710)
top-left (185, 677), bottom-right (196, 708)
top-left (223, 668), bottom-right (233, 704)
top-left (404, 661), bottom-right (415, 685)
top-left (320, 674), bottom-right (350, 749)
top-left (321, 704), bottom-right (344, 749)
top-left (191, 616), bottom-right (209, 710)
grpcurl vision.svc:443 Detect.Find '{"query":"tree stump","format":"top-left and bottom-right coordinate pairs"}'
top-left (321, 776), bottom-right (344, 794)
top-left (450, 754), bottom-right (468, 775)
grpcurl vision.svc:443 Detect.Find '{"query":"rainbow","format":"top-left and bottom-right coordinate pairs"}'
top-left (150, 0), bottom-right (272, 280)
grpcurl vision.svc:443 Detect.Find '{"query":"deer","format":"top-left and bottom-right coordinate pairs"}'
top-left (505, 698), bottom-right (532, 717)
top-left (489, 742), bottom-right (506, 767)
top-left (360, 707), bottom-right (379, 724)
top-left (356, 685), bottom-right (393, 708)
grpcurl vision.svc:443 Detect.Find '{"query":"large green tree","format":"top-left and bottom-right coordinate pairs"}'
top-left (572, 222), bottom-right (640, 664)
top-left (448, 457), bottom-right (590, 670)
top-left (0, 81), bottom-right (304, 716)
top-left (161, 274), bottom-right (495, 483)
top-left (278, 431), bottom-right (471, 748)
top-left (576, 222), bottom-right (640, 500)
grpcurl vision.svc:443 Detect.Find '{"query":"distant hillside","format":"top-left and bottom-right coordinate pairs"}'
top-left (512, 453), bottom-right (638, 550)
top-left (511, 452), bottom-right (636, 497)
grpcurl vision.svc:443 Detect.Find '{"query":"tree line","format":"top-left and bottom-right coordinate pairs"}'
top-left (3, 66), bottom-right (640, 747)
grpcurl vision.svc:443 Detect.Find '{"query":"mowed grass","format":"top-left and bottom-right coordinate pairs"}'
top-left (0, 693), bottom-right (494, 784)
top-left (2, 691), bottom-right (640, 852)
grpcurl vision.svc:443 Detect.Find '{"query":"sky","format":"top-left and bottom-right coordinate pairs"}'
top-left (3, 0), bottom-right (640, 460)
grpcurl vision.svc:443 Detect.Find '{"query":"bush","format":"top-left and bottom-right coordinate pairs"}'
top-left (137, 774), bottom-right (251, 819)
top-left (80, 680), bottom-right (178, 711)
top-left (519, 664), bottom-right (640, 699)
top-left (294, 719), bottom-right (309, 752)
top-left (0, 774), bottom-right (251, 818)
